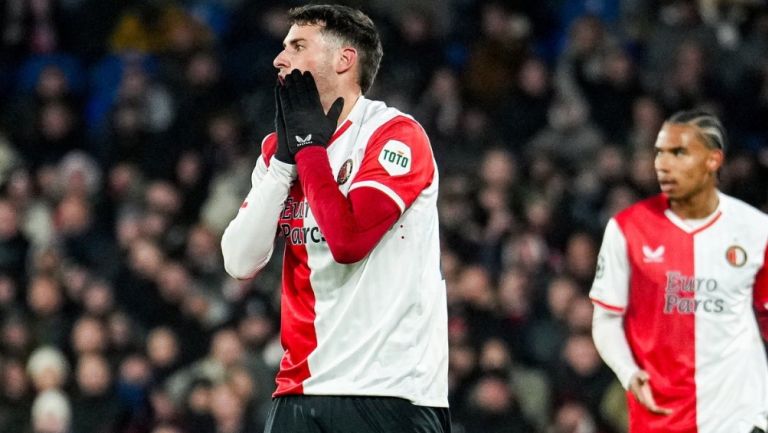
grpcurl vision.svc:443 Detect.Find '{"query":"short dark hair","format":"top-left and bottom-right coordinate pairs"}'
top-left (288, 4), bottom-right (383, 93)
top-left (666, 110), bottom-right (728, 152)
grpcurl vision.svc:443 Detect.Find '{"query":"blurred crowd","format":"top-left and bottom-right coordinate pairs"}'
top-left (0, 0), bottom-right (767, 433)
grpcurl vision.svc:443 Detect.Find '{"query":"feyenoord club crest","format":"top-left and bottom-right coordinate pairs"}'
top-left (337, 159), bottom-right (353, 185)
top-left (725, 245), bottom-right (747, 267)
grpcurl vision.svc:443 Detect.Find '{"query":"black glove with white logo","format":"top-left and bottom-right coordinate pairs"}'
top-left (272, 82), bottom-right (294, 164)
top-left (279, 69), bottom-right (344, 156)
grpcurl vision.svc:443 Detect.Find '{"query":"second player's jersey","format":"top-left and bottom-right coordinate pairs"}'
top-left (590, 193), bottom-right (768, 433)
top-left (258, 96), bottom-right (448, 407)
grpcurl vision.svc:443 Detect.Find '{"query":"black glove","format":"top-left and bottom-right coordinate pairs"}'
top-left (272, 83), bottom-right (294, 164)
top-left (279, 69), bottom-right (344, 156)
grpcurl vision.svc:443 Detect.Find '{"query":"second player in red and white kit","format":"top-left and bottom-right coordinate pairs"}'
top-left (590, 111), bottom-right (768, 433)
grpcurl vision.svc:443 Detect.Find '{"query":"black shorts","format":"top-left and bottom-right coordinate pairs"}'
top-left (263, 395), bottom-right (451, 433)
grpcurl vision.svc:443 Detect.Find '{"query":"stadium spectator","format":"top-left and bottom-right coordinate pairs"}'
top-left (30, 389), bottom-right (71, 433)
top-left (70, 353), bottom-right (122, 433)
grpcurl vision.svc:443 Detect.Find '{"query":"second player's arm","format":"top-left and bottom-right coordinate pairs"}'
top-left (590, 218), bottom-right (672, 415)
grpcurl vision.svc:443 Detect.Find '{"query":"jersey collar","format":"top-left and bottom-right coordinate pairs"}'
top-left (328, 95), bottom-right (368, 146)
top-left (663, 191), bottom-right (724, 235)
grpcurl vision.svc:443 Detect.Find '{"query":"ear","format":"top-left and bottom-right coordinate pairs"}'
top-left (335, 46), bottom-right (357, 74)
top-left (706, 149), bottom-right (724, 172)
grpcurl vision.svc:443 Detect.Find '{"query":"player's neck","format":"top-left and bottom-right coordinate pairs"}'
top-left (336, 91), bottom-right (361, 126)
top-left (322, 85), bottom-right (361, 127)
top-left (668, 187), bottom-right (720, 219)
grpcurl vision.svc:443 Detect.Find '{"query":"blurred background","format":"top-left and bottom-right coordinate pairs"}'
top-left (0, 0), bottom-right (766, 432)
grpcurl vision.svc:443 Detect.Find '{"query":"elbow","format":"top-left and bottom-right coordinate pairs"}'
top-left (223, 259), bottom-right (257, 280)
top-left (223, 254), bottom-right (270, 280)
top-left (328, 241), bottom-right (369, 264)
top-left (221, 234), bottom-right (269, 279)
top-left (222, 251), bottom-right (256, 279)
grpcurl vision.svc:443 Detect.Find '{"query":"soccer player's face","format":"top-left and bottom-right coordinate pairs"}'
top-left (653, 123), bottom-right (722, 201)
top-left (273, 24), bottom-right (337, 96)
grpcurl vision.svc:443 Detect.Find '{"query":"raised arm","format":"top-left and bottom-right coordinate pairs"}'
top-left (222, 84), bottom-right (300, 279)
top-left (278, 70), bottom-right (433, 264)
top-left (221, 151), bottom-right (296, 279)
top-left (295, 147), bottom-right (401, 263)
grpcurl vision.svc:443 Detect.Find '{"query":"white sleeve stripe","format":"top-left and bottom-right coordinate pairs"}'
top-left (349, 180), bottom-right (405, 213)
top-left (590, 297), bottom-right (626, 314)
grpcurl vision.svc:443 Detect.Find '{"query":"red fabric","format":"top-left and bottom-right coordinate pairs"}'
top-left (261, 132), bottom-right (277, 166)
top-left (757, 310), bottom-right (768, 342)
top-left (352, 116), bottom-right (434, 209)
top-left (754, 242), bottom-right (768, 341)
top-left (274, 182), bottom-right (316, 396)
top-left (295, 146), bottom-right (400, 264)
top-left (616, 195), bottom-right (697, 433)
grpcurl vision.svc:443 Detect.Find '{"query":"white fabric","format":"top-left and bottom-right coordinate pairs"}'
top-left (590, 218), bottom-right (630, 310)
top-left (592, 306), bottom-right (640, 389)
top-left (300, 97), bottom-right (447, 407)
top-left (665, 200), bottom-right (721, 230)
top-left (348, 180), bottom-right (406, 212)
top-left (692, 195), bottom-right (768, 433)
top-left (221, 155), bottom-right (296, 279)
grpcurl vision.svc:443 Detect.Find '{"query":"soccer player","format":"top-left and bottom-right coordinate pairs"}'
top-left (220, 5), bottom-right (449, 433)
top-left (590, 110), bottom-right (768, 433)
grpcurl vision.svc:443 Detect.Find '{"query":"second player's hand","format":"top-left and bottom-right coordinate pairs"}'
top-left (629, 370), bottom-right (673, 415)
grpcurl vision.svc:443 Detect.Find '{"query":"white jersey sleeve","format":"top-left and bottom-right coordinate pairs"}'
top-left (221, 155), bottom-right (296, 279)
top-left (590, 218), bottom-right (630, 312)
top-left (592, 307), bottom-right (640, 388)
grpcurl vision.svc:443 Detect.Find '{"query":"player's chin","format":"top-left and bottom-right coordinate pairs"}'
top-left (661, 188), bottom-right (685, 201)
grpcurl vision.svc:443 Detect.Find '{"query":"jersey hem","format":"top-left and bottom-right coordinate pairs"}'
top-left (274, 389), bottom-right (448, 408)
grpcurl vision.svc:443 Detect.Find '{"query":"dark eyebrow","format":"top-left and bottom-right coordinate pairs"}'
top-left (655, 145), bottom-right (685, 152)
top-left (283, 38), bottom-right (307, 49)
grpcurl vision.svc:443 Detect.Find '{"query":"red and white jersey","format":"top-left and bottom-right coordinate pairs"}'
top-left (259, 96), bottom-right (447, 407)
top-left (590, 192), bottom-right (768, 433)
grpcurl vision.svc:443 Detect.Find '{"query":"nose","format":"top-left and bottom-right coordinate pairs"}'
top-left (654, 152), bottom-right (670, 173)
top-left (273, 50), bottom-right (289, 73)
